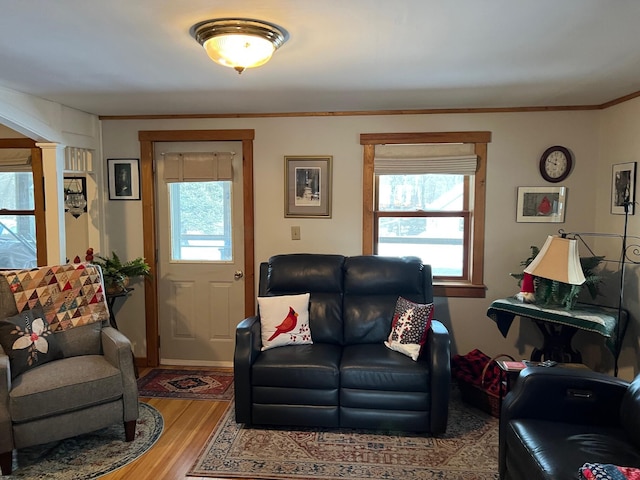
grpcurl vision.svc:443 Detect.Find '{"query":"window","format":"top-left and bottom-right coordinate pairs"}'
top-left (0, 144), bottom-right (45, 269)
top-left (361, 132), bottom-right (491, 298)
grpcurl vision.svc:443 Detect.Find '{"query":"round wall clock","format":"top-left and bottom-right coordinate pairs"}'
top-left (539, 145), bottom-right (572, 183)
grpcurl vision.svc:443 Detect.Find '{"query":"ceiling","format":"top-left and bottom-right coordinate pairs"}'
top-left (2, 0), bottom-right (640, 117)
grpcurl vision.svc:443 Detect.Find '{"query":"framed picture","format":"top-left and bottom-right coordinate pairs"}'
top-left (611, 162), bottom-right (636, 215)
top-left (516, 186), bottom-right (566, 223)
top-left (107, 158), bottom-right (140, 200)
top-left (285, 156), bottom-right (332, 218)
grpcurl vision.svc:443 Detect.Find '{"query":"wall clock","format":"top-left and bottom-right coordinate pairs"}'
top-left (539, 145), bottom-right (572, 183)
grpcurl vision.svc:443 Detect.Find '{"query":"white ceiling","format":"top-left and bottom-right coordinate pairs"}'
top-left (2, 0), bottom-right (640, 117)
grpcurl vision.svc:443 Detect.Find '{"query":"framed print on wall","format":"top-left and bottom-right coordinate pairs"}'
top-left (611, 162), bottom-right (636, 215)
top-left (516, 186), bottom-right (566, 223)
top-left (285, 156), bottom-right (332, 218)
top-left (107, 158), bottom-right (140, 200)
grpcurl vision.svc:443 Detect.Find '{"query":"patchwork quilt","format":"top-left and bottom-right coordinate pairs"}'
top-left (0, 263), bottom-right (109, 331)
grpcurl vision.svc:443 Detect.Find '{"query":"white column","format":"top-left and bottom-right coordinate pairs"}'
top-left (37, 142), bottom-right (66, 264)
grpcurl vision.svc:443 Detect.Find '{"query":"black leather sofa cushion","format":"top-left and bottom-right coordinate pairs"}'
top-left (343, 256), bottom-right (426, 296)
top-left (506, 419), bottom-right (640, 480)
top-left (253, 386), bottom-right (338, 406)
top-left (267, 254), bottom-right (344, 293)
top-left (340, 344), bottom-right (430, 392)
top-left (252, 343), bottom-right (341, 389)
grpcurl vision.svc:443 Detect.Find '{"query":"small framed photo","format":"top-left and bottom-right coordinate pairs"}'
top-left (107, 158), bottom-right (140, 201)
top-left (611, 162), bottom-right (636, 215)
top-left (516, 186), bottom-right (566, 223)
top-left (285, 156), bottom-right (332, 218)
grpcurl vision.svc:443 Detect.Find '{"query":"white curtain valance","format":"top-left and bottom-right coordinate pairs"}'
top-left (0, 149), bottom-right (31, 172)
top-left (163, 152), bottom-right (234, 182)
top-left (374, 144), bottom-right (477, 175)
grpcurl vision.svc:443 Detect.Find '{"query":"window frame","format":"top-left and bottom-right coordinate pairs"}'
top-left (0, 139), bottom-right (46, 267)
top-left (361, 131), bottom-right (490, 298)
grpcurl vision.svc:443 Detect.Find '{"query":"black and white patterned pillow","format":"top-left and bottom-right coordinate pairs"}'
top-left (384, 296), bottom-right (434, 361)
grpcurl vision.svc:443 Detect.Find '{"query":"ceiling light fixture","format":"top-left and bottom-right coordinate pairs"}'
top-left (190, 18), bottom-right (289, 74)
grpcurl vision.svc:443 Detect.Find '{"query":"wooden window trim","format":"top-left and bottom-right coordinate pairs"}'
top-left (361, 131), bottom-right (490, 298)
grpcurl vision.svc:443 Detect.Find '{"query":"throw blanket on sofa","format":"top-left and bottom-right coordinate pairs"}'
top-left (1, 263), bottom-right (109, 331)
top-left (581, 463), bottom-right (640, 480)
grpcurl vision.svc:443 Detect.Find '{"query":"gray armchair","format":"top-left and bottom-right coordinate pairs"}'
top-left (0, 265), bottom-right (139, 475)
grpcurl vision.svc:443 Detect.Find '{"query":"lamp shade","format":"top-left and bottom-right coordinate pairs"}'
top-left (524, 235), bottom-right (586, 285)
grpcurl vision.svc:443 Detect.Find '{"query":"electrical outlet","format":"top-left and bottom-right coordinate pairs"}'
top-left (291, 226), bottom-right (301, 240)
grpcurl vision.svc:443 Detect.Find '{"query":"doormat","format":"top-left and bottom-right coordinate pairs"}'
top-left (188, 390), bottom-right (499, 479)
top-left (137, 368), bottom-right (234, 400)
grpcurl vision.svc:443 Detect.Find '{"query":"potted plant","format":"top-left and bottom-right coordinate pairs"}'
top-left (92, 251), bottom-right (151, 294)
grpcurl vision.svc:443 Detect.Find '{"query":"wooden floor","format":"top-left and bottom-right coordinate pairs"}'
top-left (102, 366), bottom-right (238, 480)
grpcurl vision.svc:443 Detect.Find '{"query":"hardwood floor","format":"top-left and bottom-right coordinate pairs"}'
top-left (102, 366), bottom-right (236, 480)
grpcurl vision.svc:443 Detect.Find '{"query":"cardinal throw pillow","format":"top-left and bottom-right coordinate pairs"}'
top-left (384, 296), bottom-right (434, 361)
top-left (258, 293), bottom-right (312, 351)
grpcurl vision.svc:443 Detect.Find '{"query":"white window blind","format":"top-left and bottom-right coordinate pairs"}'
top-left (374, 144), bottom-right (477, 175)
top-left (163, 152), bottom-right (234, 182)
top-left (0, 149), bottom-right (31, 172)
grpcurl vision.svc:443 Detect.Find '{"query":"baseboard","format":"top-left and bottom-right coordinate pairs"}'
top-left (160, 358), bottom-right (233, 368)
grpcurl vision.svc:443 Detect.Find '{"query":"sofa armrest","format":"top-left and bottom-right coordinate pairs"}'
top-left (101, 327), bottom-right (139, 422)
top-left (0, 353), bottom-right (12, 453)
top-left (234, 315), bottom-right (262, 424)
top-left (425, 319), bottom-right (451, 434)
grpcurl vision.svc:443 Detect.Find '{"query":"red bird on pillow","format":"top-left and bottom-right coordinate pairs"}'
top-left (268, 306), bottom-right (299, 341)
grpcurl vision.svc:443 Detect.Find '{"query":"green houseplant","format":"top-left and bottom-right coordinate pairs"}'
top-left (511, 245), bottom-right (604, 310)
top-left (93, 251), bottom-right (151, 294)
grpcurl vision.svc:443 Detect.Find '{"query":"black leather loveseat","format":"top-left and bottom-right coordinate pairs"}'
top-left (234, 254), bottom-right (451, 433)
top-left (500, 367), bottom-right (640, 480)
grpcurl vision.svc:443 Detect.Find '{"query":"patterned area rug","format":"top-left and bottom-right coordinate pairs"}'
top-left (137, 368), bottom-right (234, 400)
top-left (188, 390), bottom-right (499, 479)
top-left (7, 402), bottom-right (163, 479)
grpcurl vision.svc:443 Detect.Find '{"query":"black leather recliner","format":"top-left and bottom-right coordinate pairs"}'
top-left (234, 254), bottom-right (451, 433)
top-left (500, 367), bottom-right (640, 480)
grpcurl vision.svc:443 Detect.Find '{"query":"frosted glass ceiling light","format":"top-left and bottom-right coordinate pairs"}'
top-left (191, 18), bottom-right (288, 74)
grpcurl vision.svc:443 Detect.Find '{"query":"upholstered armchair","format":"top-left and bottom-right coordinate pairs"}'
top-left (0, 264), bottom-right (139, 475)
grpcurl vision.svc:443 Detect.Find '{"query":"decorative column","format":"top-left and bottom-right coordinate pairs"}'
top-left (36, 142), bottom-right (66, 264)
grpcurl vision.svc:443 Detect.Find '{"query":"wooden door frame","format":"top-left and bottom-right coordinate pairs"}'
top-left (138, 129), bottom-right (256, 367)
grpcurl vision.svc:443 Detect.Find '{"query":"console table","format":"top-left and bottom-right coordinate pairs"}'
top-left (487, 297), bottom-right (627, 369)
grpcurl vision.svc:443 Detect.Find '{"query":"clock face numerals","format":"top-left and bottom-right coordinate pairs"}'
top-left (544, 151), bottom-right (567, 179)
top-left (540, 146), bottom-right (572, 182)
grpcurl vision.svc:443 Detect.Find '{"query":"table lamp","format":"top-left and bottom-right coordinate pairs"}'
top-left (524, 235), bottom-right (586, 285)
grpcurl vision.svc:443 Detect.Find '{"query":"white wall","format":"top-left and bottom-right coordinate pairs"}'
top-left (101, 110), bottom-right (622, 371)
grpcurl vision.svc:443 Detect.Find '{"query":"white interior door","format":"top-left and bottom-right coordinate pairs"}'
top-left (155, 141), bottom-right (244, 365)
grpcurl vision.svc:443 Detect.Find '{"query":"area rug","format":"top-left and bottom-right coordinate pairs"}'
top-left (137, 368), bottom-right (234, 400)
top-left (188, 391), bottom-right (499, 480)
top-left (6, 402), bottom-right (163, 479)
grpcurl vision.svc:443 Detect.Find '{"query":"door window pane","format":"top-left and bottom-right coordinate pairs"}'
top-left (168, 181), bottom-right (232, 261)
top-left (0, 172), bottom-right (34, 210)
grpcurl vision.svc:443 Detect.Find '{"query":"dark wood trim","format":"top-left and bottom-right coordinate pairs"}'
top-left (137, 129), bottom-right (256, 367)
top-left (360, 131), bottom-right (492, 145)
top-left (0, 138), bottom-right (37, 148)
top-left (99, 104), bottom-right (604, 121)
